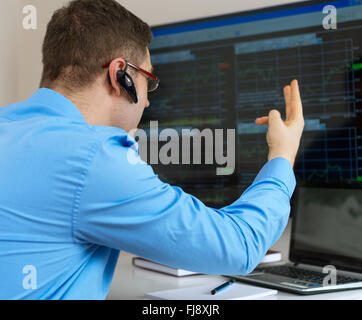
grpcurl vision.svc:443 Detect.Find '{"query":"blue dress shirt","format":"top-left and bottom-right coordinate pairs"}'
top-left (0, 88), bottom-right (296, 299)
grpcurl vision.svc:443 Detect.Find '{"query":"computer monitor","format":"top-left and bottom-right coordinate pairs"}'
top-left (139, 0), bottom-right (362, 208)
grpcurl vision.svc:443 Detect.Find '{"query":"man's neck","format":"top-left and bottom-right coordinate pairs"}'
top-left (50, 85), bottom-right (114, 127)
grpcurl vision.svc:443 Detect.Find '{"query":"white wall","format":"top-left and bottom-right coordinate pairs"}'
top-left (1, 0), bottom-right (306, 105)
top-left (17, 0), bottom-right (69, 102)
top-left (0, 0), bottom-right (21, 107)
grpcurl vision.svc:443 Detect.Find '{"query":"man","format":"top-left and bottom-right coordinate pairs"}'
top-left (0, 0), bottom-right (304, 299)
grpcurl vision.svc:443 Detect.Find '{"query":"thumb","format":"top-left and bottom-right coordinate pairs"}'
top-left (268, 110), bottom-right (283, 126)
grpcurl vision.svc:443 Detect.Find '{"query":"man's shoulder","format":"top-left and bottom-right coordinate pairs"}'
top-left (54, 123), bottom-right (140, 171)
top-left (84, 125), bottom-right (138, 158)
top-left (77, 125), bottom-right (159, 198)
top-left (37, 118), bottom-right (135, 151)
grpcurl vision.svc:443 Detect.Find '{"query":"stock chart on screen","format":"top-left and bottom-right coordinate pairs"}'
top-left (140, 0), bottom-right (362, 208)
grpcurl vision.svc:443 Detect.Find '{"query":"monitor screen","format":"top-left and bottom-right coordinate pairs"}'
top-left (290, 182), bottom-right (362, 272)
top-left (138, 0), bottom-right (362, 208)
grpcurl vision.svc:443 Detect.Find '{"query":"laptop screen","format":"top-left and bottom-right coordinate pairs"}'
top-left (290, 182), bottom-right (362, 273)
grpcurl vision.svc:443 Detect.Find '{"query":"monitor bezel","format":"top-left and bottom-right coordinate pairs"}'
top-left (151, 0), bottom-right (341, 34)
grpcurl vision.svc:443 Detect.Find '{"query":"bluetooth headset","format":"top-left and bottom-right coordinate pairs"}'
top-left (106, 62), bottom-right (138, 104)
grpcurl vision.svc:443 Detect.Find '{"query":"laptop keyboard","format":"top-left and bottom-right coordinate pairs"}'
top-left (253, 265), bottom-right (359, 285)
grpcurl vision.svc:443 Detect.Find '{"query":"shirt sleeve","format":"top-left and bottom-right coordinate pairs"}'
top-left (73, 133), bottom-right (296, 275)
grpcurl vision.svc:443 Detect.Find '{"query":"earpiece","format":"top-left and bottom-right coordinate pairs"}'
top-left (116, 69), bottom-right (138, 104)
top-left (107, 63), bottom-right (138, 104)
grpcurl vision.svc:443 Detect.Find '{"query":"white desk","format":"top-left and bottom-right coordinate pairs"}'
top-left (106, 219), bottom-right (362, 300)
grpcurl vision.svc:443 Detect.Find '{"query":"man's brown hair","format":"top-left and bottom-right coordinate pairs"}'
top-left (40, 0), bottom-right (152, 93)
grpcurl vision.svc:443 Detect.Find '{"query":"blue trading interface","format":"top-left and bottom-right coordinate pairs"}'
top-left (140, 0), bottom-right (362, 208)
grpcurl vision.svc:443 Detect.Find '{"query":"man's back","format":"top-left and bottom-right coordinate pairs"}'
top-left (0, 89), bottom-right (122, 299)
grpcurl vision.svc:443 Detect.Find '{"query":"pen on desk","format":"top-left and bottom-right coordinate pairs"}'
top-left (211, 279), bottom-right (234, 295)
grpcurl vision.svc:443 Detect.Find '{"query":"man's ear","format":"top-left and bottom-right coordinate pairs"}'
top-left (107, 58), bottom-right (127, 96)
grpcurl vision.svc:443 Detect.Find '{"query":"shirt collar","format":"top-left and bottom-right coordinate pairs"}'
top-left (25, 88), bottom-right (87, 124)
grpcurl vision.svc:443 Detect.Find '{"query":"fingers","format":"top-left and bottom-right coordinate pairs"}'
top-left (255, 116), bottom-right (269, 125)
top-left (256, 79), bottom-right (303, 126)
top-left (284, 85), bottom-right (291, 120)
top-left (289, 79), bottom-right (304, 121)
top-left (255, 110), bottom-right (282, 125)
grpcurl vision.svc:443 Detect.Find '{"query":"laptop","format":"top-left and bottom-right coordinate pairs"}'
top-left (230, 180), bottom-right (362, 295)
